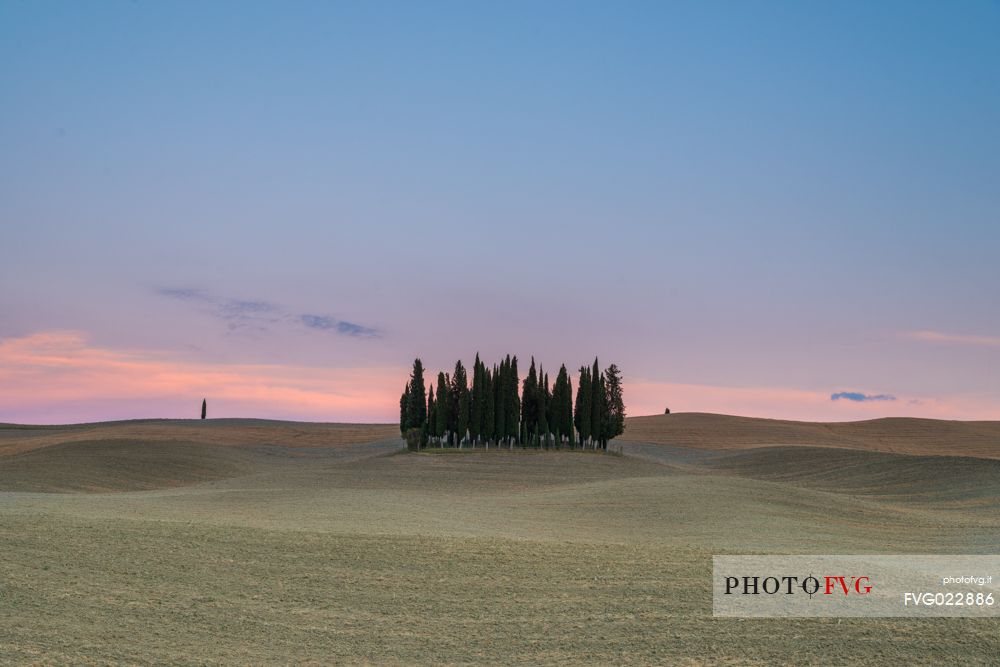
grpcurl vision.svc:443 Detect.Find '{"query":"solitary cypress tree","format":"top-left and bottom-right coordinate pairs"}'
top-left (407, 359), bottom-right (427, 431)
top-left (400, 382), bottom-right (410, 435)
top-left (201, 398), bottom-right (207, 420)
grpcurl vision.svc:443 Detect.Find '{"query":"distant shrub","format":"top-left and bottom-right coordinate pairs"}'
top-left (664, 407), bottom-right (671, 415)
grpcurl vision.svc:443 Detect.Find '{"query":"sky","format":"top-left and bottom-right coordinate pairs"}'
top-left (2, 1), bottom-right (998, 424)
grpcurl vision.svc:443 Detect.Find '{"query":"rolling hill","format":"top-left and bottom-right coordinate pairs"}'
top-left (622, 412), bottom-right (1000, 459)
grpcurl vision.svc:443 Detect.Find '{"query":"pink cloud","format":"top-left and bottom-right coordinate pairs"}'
top-left (0, 331), bottom-right (406, 424)
top-left (906, 330), bottom-right (1000, 348)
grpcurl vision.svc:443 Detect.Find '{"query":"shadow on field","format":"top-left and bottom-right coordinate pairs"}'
top-left (620, 441), bottom-right (1000, 510)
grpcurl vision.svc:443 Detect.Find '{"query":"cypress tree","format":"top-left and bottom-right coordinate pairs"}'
top-left (494, 362), bottom-right (505, 445)
top-left (575, 366), bottom-right (591, 446)
top-left (400, 381), bottom-right (411, 435)
top-left (596, 371), bottom-right (609, 450)
top-left (446, 369), bottom-right (458, 445)
top-left (543, 373), bottom-right (559, 444)
top-left (426, 385), bottom-right (436, 444)
top-left (537, 368), bottom-right (549, 448)
top-left (407, 359), bottom-right (427, 431)
top-left (452, 360), bottom-right (470, 445)
top-left (507, 355), bottom-right (520, 443)
top-left (483, 366), bottom-right (495, 445)
top-left (603, 363), bottom-right (626, 443)
top-left (470, 354), bottom-right (483, 444)
top-left (435, 374), bottom-right (448, 442)
top-left (590, 358), bottom-right (602, 447)
top-left (201, 398), bottom-right (207, 420)
top-left (521, 358), bottom-right (538, 442)
top-left (552, 365), bottom-right (570, 445)
top-left (566, 372), bottom-right (575, 448)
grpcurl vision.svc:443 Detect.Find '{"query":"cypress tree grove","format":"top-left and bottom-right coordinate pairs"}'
top-left (399, 355), bottom-right (623, 452)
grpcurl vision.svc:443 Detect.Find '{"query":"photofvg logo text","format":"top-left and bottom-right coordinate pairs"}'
top-left (724, 574), bottom-right (872, 597)
top-left (713, 555), bottom-right (1000, 617)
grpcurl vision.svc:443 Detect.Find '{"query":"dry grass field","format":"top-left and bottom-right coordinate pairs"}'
top-left (2, 414), bottom-right (1000, 664)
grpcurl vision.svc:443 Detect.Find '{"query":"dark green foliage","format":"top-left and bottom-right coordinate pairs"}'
top-left (566, 372), bottom-right (575, 448)
top-left (400, 382), bottom-right (410, 435)
top-left (575, 366), bottom-right (591, 445)
top-left (603, 363), bottom-right (626, 442)
top-left (201, 399), bottom-right (206, 420)
top-left (494, 363), bottom-right (505, 444)
top-left (407, 359), bottom-right (427, 431)
top-left (435, 375), bottom-right (448, 440)
top-left (452, 360), bottom-right (470, 445)
top-left (507, 356), bottom-right (520, 442)
top-left (426, 385), bottom-right (436, 442)
top-left (483, 366), bottom-right (495, 443)
top-left (521, 358), bottom-right (538, 441)
top-left (470, 354), bottom-right (484, 443)
top-left (551, 366), bottom-right (570, 445)
top-left (590, 358), bottom-right (604, 448)
top-left (596, 372), bottom-right (609, 450)
top-left (537, 368), bottom-right (549, 447)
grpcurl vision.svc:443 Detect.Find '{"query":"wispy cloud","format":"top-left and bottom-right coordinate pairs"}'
top-left (831, 391), bottom-right (896, 403)
top-left (906, 330), bottom-right (1000, 348)
top-left (301, 315), bottom-right (379, 338)
top-left (156, 287), bottom-right (380, 339)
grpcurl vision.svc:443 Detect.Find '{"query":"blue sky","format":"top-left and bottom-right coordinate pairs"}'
top-left (1, 1), bottom-right (998, 422)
